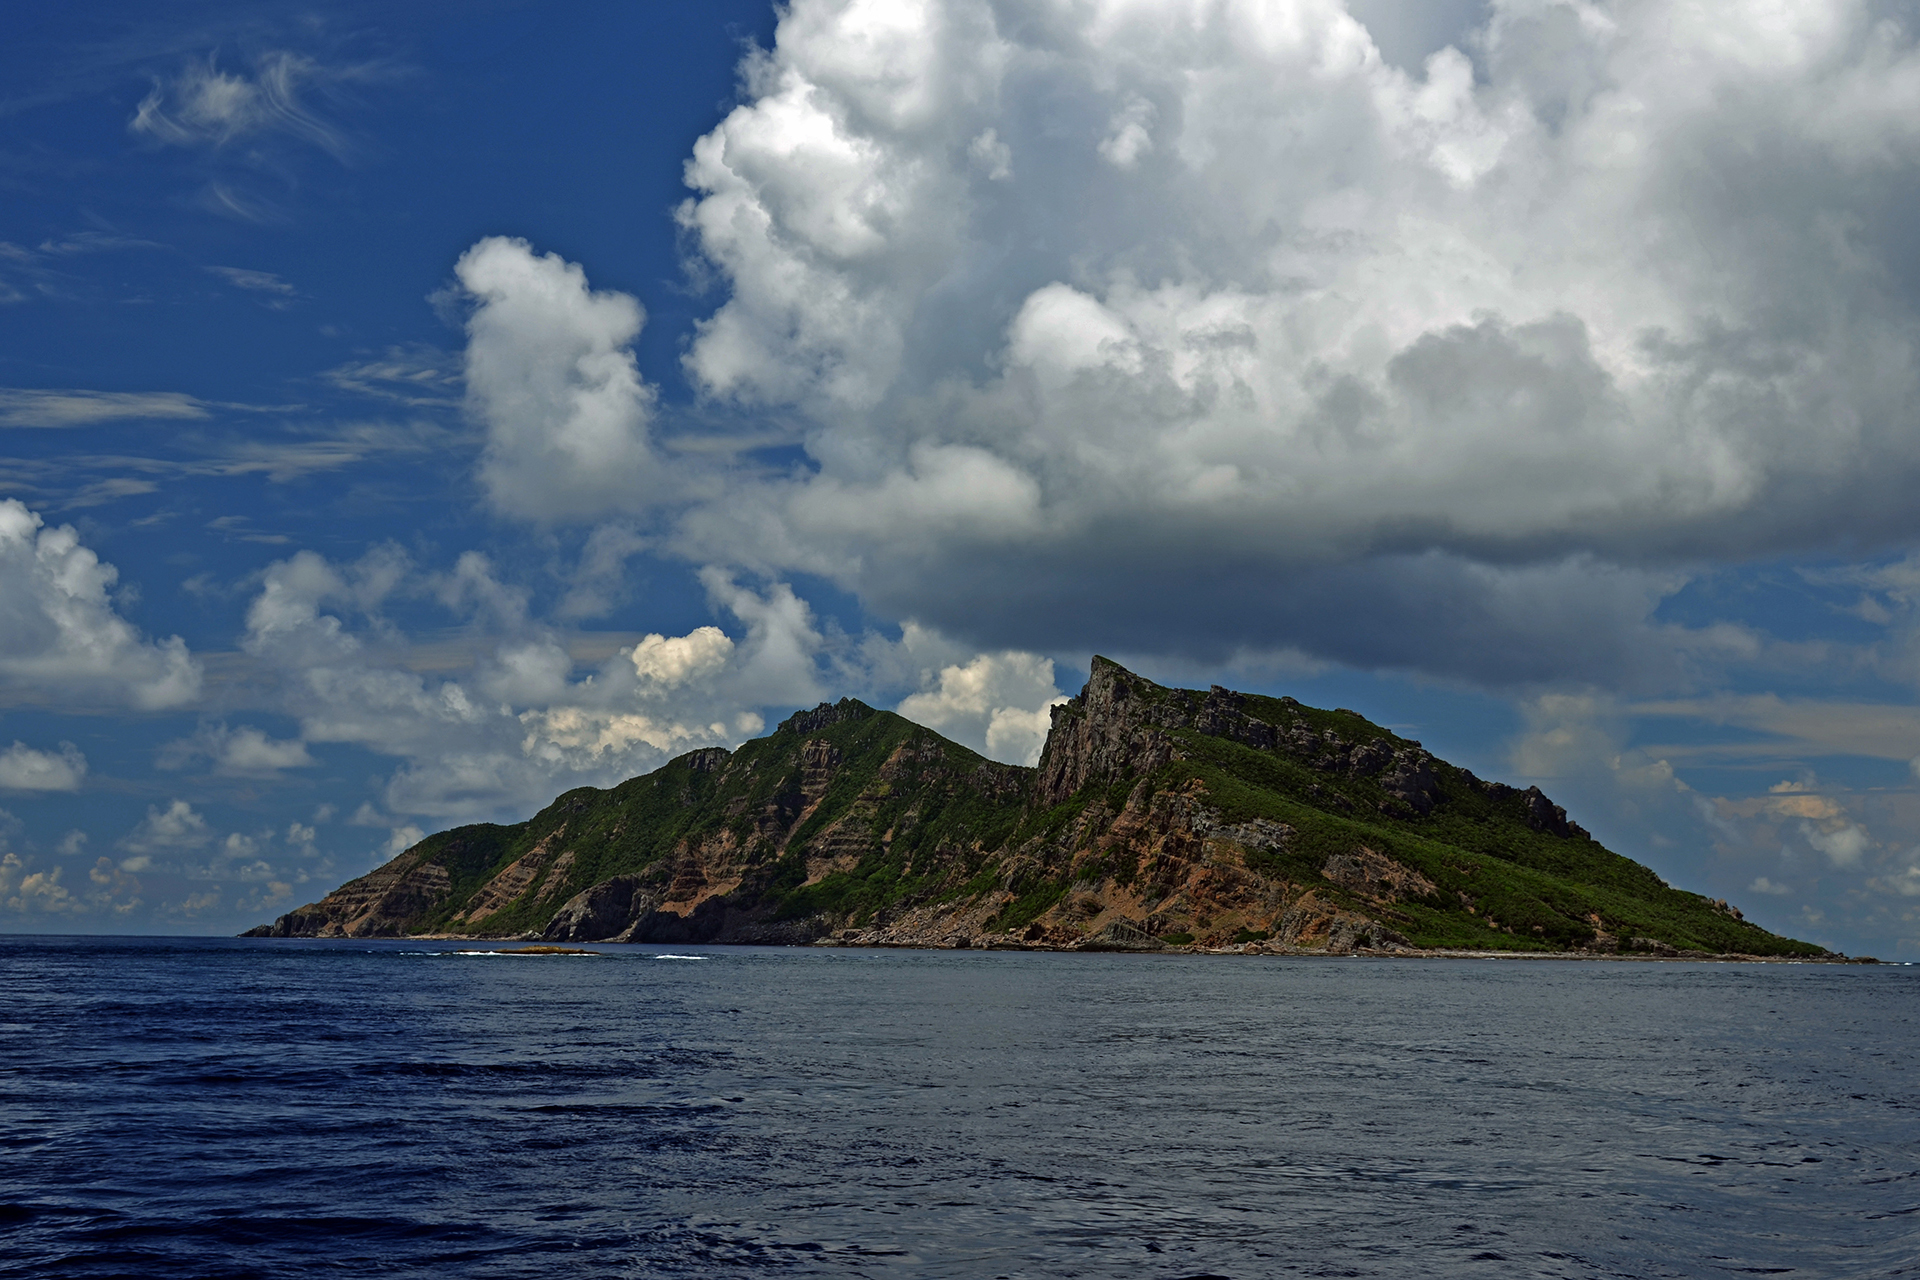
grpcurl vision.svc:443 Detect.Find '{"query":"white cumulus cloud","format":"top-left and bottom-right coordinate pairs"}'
top-left (0, 499), bottom-right (201, 709)
top-left (636, 0), bottom-right (1920, 685)
top-left (1805, 821), bottom-right (1870, 868)
top-left (456, 236), bottom-right (662, 521)
top-left (0, 851), bottom-right (77, 914)
top-left (236, 546), bottom-right (828, 823)
top-left (630, 627), bottom-right (734, 687)
top-left (896, 640), bottom-right (1068, 765)
top-left (121, 800), bottom-right (212, 854)
top-left (0, 741), bottom-right (87, 791)
top-left (160, 724), bottom-right (314, 775)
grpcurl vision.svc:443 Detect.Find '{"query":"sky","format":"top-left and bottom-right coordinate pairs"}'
top-left (4, 0), bottom-right (1920, 958)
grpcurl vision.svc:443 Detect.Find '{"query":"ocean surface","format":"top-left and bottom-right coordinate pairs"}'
top-left (1, 939), bottom-right (1915, 1279)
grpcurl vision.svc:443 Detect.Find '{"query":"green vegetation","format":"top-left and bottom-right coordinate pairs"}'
top-left (988, 876), bottom-right (1068, 934)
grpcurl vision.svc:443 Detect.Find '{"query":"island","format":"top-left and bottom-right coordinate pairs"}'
top-left (244, 658), bottom-right (1834, 959)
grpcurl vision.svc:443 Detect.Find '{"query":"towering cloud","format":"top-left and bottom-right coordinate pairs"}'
top-left (651, 0), bottom-right (1920, 683)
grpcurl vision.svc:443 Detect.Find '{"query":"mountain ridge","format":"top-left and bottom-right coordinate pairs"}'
top-left (244, 658), bottom-right (1831, 958)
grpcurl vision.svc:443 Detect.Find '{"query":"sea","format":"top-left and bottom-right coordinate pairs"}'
top-left (0, 938), bottom-right (1915, 1279)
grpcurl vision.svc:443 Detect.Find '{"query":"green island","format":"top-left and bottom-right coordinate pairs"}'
top-left (246, 658), bottom-right (1836, 959)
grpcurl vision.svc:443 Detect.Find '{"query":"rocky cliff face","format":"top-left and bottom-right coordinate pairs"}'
top-left (246, 660), bottom-right (1823, 958)
top-left (248, 849), bottom-right (451, 938)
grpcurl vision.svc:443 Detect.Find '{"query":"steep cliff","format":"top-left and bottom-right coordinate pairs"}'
top-left (245, 658), bottom-right (1825, 957)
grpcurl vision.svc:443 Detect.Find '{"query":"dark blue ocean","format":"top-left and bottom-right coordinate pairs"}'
top-left (1, 939), bottom-right (1915, 1279)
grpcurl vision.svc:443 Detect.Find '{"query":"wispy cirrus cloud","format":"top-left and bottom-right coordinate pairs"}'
top-left (321, 344), bottom-right (462, 408)
top-left (1631, 696), bottom-right (1920, 765)
top-left (205, 265), bottom-right (294, 296)
top-left (0, 388), bottom-right (211, 428)
top-left (130, 51), bottom-right (356, 159)
top-left (0, 416), bottom-right (467, 507)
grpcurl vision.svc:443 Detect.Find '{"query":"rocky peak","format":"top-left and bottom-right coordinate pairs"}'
top-left (682, 747), bottom-right (731, 772)
top-left (777, 698), bottom-right (875, 736)
top-left (1519, 786), bottom-right (1586, 839)
top-left (1034, 658), bottom-right (1456, 821)
top-left (1035, 657), bottom-right (1180, 805)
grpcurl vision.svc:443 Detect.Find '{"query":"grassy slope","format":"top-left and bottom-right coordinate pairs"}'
top-left (405, 703), bottom-right (1028, 936)
top-left (1169, 721), bottom-right (1817, 957)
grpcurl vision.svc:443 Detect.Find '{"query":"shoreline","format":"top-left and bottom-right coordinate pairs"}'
top-left (347, 932), bottom-right (1878, 962)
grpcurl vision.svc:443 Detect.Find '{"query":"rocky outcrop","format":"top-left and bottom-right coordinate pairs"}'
top-left (455, 831), bottom-right (574, 924)
top-left (543, 875), bottom-right (656, 942)
top-left (243, 854), bottom-right (452, 938)
top-left (1036, 658), bottom-right (1182, 805)
top-left (1320, 846), bottom-right (1437, 904)
top-left (780, 699), bottom-right (874, 737)
top-left (1271, 892), bottom-right (1409, 953)
top-left (1519, 786), bottom-right (1581, 838)
top-left (1078, 920), bottom-right (1167, 951)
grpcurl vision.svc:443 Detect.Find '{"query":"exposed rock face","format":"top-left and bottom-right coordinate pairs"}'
top-left (455, 831), bottom-right (575, 924)
top-left (1271, 892), bottom-right (1408, 953)
top-left (1520, 786), bottom-right (1579, 838)
top-left (242, 855), bottom-right (452, 938)
top-left (1321, 847), bottom-right (1438, 904)
top-left (246, 658), bottom-right (1825, 960)
top-left (544, 875), bottom-right (655, 943)
top-left (1036, 658), bottom-right (1181, 805)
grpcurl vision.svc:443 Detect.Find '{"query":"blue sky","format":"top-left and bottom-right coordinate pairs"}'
top-left (5, 0), bottom-right (1920, 959)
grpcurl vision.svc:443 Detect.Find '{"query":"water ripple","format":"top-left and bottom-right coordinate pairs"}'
top-left (1, 939), bottom-right (1915, 1278)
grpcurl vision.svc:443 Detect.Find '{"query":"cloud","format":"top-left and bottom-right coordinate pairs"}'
top-left (557, 524), bottom-right (648, 620)
top-left (1632, 696), bottom-right (1920, 763)
top-left (0, 500), bottom-right (202, 709)
top-left (629, 0), bottom-right (1920, 684)
top-left (87, 858), bottom-right (143, 915)
top-left (0, 741), bottom-right (86, 791)
top-left (895, 635), bottom-right (1068, 765)
top-left (382, 825), bottom-right (425, 859)
top-left (206, 265), bottom-right (295, 295)
top-left (159, 724), bottom-right (314, 775)
top-left (1886, 862), bottom-right (1920, 897)
top-left (322, 344), bottom-right (462, 407)
top-left (0, 852), bottom-right (77, 914)
top-left (169, 890), bottom-right (223, 919)
top-left (1805, 821), bottom-right (1870, 868)
top-left (130, 52), bottom-right (352, 158)
top-left (455, 236), bottom-right (663, 521)
top-left (236, 547), bottom-right (821, 822)
top-left (121, 800), bottom-right (212, 854)
top-left (0, 388), bottom-right (210, 427)
top-left (629, 627), bottom-right (733, 687)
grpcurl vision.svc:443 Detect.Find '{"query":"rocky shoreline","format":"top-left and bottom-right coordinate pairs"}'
top-left (351, 931), bottom-right (1879, 963)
